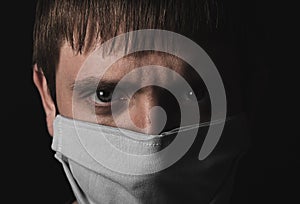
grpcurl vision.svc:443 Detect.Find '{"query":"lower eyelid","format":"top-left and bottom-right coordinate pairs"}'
top-left (88, 96), bottom-right (112, 107)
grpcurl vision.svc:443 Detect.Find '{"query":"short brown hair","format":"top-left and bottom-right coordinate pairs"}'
top-left (32, 0), bottom-right (241, 101)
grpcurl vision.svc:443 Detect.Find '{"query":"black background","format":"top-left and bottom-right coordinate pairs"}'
top-left (3, 1), bottom-right (298, 203)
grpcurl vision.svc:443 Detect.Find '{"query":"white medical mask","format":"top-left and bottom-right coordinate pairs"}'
top-left (52, 114), bottom-right (249, 204)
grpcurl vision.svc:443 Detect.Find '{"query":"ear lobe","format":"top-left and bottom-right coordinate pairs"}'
top-left (33, 64), bottom-right (56, 136)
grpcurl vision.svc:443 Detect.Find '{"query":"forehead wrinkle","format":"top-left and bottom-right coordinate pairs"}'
top-left (100, 52), bottom-right (187, 83)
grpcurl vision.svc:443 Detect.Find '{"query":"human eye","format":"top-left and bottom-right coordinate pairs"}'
top-left (90, 87), bottom-right (129, 107)
top-left (172, 81), bottom-right (207, 104)
top-left (83, 85), bottom-right (130, 116)
top-left (182, 88), bottom-right (207, 103)
top-left (92, 88), bottom-right (114, 107)
top-left (72, 78), bottom-right (131, 116)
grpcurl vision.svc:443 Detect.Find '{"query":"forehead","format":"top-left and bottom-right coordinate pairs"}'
top-left (57, 42), bottom-right (191, 85)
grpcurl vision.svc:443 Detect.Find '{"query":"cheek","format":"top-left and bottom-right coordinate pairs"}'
top-left (55, 79), bottom-right (74, 118)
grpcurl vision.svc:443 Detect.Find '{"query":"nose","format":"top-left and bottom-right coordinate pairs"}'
top-left (128, 86), bottom-right (181, 135)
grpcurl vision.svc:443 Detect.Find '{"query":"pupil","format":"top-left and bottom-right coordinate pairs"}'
top-left (96, 90), bottom-right (112, 102)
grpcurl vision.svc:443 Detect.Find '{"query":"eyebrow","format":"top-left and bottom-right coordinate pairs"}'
top-left (70, 76), bottom-right (138, 94)
top-left (70, 73), bottom-right (206, 97)
top-left (70, 77), bottom-right (111, 97)
top-left (182, 65), bottom-right (207, 89)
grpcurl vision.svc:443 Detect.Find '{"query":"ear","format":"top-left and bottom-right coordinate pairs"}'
top-left (33, 64), bottom-right (56, 136)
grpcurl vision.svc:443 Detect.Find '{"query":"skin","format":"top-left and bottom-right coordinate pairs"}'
top-left (33, 42), bottom-right (211, 137)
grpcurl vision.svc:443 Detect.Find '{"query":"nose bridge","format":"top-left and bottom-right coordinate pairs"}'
top-left (129, 86), bottom-right (180, 135)
top-left (130, 86), bottom-right (159, 132)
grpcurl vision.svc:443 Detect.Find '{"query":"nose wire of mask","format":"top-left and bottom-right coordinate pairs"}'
top-left (159, 116), bottom-right (235, 136)
top-left (51, 114), bottom-right (249, 204)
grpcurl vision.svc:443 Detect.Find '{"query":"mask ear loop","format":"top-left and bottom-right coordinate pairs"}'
top-left (160, 115), bottom-right (237, 136)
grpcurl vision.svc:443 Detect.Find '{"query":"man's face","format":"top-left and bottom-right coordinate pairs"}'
top-left (55, 42), bottom-right (210, 134)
